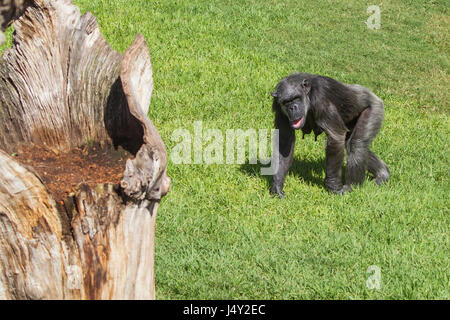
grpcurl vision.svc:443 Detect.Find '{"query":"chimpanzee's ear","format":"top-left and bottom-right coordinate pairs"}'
top-left (270, 91), bottom-right (278, 98)
top-left (302, 79), bottom-right (311, 93)
top-left (301, 79), bottom-right (309, 88)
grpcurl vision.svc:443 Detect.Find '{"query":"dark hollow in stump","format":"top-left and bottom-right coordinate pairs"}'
top-left (0, 0), bottom-right (170, 300)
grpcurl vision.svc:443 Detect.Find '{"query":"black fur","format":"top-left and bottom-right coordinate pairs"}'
top-left (270, 72), bottom-right (390, 197)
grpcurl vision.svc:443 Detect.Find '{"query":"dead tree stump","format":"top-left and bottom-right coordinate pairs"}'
top-left (0, 0), bottom-right (170, 300)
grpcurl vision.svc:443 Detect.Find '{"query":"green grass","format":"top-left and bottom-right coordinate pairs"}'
top-left (4, 0), bottom-right (449, 299)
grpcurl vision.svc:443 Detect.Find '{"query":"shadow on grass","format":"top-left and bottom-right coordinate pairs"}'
top-left (239, 157), bottom-right (325, 189)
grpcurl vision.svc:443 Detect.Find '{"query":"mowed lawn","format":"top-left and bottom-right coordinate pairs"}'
top-left (3, 0), bottom-right (447, 299)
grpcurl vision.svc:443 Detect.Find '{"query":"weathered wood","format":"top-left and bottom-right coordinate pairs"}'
top-left (0, 0), bottom-right (122, 153)
top-left (0, 149), bottom-right (82, 299)
top-left (0, 0), bottom-right (170, 300)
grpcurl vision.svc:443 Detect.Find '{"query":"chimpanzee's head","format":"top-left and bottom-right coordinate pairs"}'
top-left (271, 74), bottom-right (311, 130)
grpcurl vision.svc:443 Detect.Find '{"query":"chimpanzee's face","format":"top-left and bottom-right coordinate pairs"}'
top-left (272, 78), bottom-right (311, 130)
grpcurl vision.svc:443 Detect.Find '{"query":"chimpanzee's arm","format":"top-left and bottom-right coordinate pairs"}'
top-left (270, 111), bottom-right (295, 198)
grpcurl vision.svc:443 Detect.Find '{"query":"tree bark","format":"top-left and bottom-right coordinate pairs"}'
top-left (0, 0), bottom-right (170, 300)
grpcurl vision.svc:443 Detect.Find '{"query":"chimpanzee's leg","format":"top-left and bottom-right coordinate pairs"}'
top-left (324, 133), bottom-right (349, 194)
top-left (345, 95), bottom-right (385, 186)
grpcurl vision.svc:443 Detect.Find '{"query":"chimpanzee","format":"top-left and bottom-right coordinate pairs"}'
top-left (270, 72), bottom-right (390, 197)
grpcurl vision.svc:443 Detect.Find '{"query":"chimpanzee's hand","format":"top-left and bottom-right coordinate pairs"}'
top-left (270, 184), bottom-right (285, 198)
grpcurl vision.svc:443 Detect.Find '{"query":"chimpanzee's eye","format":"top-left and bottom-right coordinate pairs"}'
top-left (283, 96), bottom-right (300, 105)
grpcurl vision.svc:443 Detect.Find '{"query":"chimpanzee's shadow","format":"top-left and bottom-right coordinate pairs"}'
top-left (239, 158), bottom-right (325, 189)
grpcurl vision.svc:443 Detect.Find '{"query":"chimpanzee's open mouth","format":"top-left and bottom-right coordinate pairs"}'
top-left (291, 117), bottom-right (303, 129)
